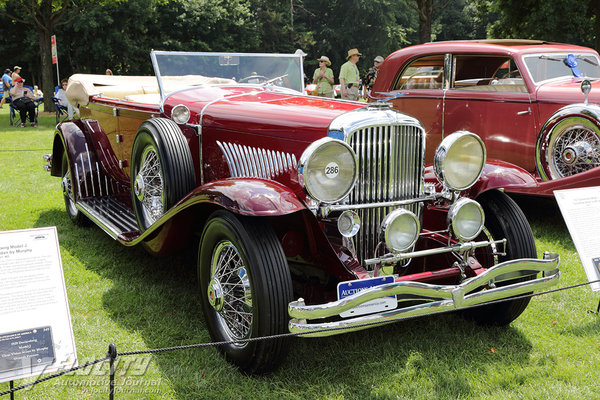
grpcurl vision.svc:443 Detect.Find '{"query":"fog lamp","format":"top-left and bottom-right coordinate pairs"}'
top-left (380, 209), bottom-right (420, 252)
top-left (171, 104), bottom-right (191, 124)
top-left (448, 198), bottom-right (485, 241)
top-left (338, 210), bottom-right (360, 238)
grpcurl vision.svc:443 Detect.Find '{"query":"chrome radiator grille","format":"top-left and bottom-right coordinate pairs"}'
top-left (347, 124), bottom-right (425, 266)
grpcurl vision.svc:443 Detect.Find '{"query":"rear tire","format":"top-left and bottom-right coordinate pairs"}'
top-left (463, 190), bottom-right (537, 326)
top-left (61, 151), bottom-right (89, 226)
top-left (198, 210), bottom-right (293, 374)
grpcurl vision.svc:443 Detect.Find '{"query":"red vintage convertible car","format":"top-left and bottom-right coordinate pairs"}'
top-left (46, 51), bottom-right (559, 373)
top-left (370, 39), bottom-right (600, 196)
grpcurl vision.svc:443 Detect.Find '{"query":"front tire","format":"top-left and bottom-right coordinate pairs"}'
top-left (130, 118), bottom-right (194, 231)
top-left (463, 190), bottom-right (537, 325)
top-left (198, 211), bottom-right (293, 374)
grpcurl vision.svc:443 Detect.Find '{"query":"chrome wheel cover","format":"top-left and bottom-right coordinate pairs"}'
top-left (548, 118), bottom-right (600, 179)
top-left (208, 240), bottom-right (253, 345)
top-left (135, 145), bottom-right (164, 225)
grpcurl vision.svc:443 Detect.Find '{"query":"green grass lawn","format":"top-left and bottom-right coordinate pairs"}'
top-left (1, 107), bottom-right (599, 399)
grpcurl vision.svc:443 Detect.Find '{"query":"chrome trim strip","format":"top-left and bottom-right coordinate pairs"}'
top-left (85, 143), bottom-right (95, 197)
top-left (288, 254), bottom-right (560, 336)
top-left (96, 162), bottom-right (103, 197)
top-left (319, 194), bottom-right (441, 217)
top-left (74, 163), bottom-right (81, 199)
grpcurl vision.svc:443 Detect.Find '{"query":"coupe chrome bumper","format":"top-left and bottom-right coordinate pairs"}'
top-left (288, 252), bottom-right (560, 337)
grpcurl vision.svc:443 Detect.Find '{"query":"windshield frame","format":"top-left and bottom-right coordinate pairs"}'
top-left (150, 50), bottom-right (305, 102)
top-left (521, 52), bottom-right (600, 85)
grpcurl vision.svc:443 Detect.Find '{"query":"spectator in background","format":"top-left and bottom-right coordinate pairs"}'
top-left (312, 56), bottom-right (334, 98)
top-left (55, 78), bottom-right (76, 119)
top-left (0, 69), bottom-right (11, 109)
top-left (11, 66), bottom-right (22, 81)
top-left (363, 55), bottom-right (384, 98)
top-left (10, 77), bottom-right (37, 127)
top-left (339, 48), bottom-right (361, 101)
top-left (106, 69), bottom-right (113, 75)
top-left (33, 85), bottom-right (43, 98)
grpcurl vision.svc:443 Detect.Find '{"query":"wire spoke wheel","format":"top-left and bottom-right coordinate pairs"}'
top-left (130, 118), bottom-right (195, 232)
top-left (199, 210), bottom-right (293, 373)
top-left (546, 117), bottom-right (600, 179)
top-left (134, 146), bottom-right (165, 226)
top-left (209, 241), bottom-right (253, 343)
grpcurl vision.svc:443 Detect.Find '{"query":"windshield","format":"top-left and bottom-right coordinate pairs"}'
top-left (523, 52), bottom-right (600, 84)
top-left (150, 51), bottom-right (305, 99)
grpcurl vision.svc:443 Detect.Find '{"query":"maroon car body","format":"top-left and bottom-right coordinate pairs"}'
top-left (46, 51), bottom-right (559, 373)
top-left (371, 39), bottom-right (600, 196)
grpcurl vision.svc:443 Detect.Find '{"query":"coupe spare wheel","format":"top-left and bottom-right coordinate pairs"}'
top-left (130, 118), bottom-right (195, 231)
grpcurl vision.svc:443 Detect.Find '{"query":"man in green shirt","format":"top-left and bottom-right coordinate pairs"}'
top-left (339, 48), bottom-right (361, 101)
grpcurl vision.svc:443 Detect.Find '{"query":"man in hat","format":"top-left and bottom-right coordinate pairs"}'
top-left (9, 77), bottom-right (37, 127)
top-left (339, 48), bottom-right (362, 101)
top-left (0, 69), bottom-right (11, 108)
top-left (312, 56), bottom-right (335, 98)
top-left (363, 55), bottom-right (384, 98)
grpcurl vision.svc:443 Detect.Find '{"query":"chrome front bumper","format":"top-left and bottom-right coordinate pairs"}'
top-left (288, 252), bottom-right (560, 337)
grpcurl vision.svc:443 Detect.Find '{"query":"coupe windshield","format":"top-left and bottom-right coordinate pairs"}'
top-left (523, 53), bottom-right (600, 84)
top-left (151, 51), bottom-right (305, 99)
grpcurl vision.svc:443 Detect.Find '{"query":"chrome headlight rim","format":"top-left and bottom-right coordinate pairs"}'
top-left (380, 208), bottom-right (420, 253)
top-left (298, 137), bottom-right (358, 204)
top-left (433, 131), bottom-right (486, 191)
top-left (171, 104), bottom-right (191, 124)
top-left (448, 198), bottom-right (485, 241)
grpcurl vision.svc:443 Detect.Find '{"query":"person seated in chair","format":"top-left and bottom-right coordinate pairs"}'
top-left (55, 78), bottom-right (77, 119)
top-left (9, 78), bottom-right (37, 127)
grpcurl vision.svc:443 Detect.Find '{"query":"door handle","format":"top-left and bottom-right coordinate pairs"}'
top-left (517, 107), bottom-right (531, 116)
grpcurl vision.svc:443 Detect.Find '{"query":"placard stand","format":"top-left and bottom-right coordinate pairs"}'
top-left (9, 380), bottom-right (14, 400)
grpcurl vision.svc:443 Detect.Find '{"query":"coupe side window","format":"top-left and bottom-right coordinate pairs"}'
top-left (452, 55), bottom-right (527, 93)
top-left (393, 55), bottom-right (444, 90)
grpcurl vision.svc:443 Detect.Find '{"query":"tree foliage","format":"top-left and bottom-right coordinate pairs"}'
top-left (0, 0), bottom-right (598, 93)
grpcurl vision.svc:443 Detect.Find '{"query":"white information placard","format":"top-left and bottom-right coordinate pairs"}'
top-left (555, 186), bottom-right (600, 291)
top-left (0, 227), bottom-right (77, 383)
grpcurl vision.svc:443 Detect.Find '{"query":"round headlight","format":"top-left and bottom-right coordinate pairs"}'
top-left (171, 104), bottom-right (190, 124)
top-left (448, 198), bottom-right (485, 241)
top-left (298, 138), bottom-right (357, 203)
top-left (434, 131), bottom-right (486, 191)
top-left (380, 208), bottom-right (420, 252)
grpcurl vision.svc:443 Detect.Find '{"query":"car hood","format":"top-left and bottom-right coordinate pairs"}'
top-left (164, 86), bottom-right (363, 142)
top-left (535, 78), bottom-right (600, 104)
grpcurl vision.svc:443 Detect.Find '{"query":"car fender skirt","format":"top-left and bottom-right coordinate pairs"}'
top-left (179, 178), bottom-right (305, 216)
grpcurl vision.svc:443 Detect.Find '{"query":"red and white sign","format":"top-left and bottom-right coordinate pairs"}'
top-left (51, 35), bottom-right (57, 64)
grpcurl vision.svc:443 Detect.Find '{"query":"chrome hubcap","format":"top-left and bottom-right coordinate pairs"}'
top-left (561, 141), bottom-right (594, 165)
top-left (209, 241), bottom-right (252, 343)
top-left (134, 174), bottom-right (145, 201)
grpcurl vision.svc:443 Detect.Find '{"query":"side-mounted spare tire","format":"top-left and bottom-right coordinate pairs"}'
top-left (130, 118), bottom-right (195, 231)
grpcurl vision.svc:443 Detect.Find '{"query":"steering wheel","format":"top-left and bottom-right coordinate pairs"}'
top-left (238, 75), bottom-right (269, 83)
top-left (501, 70), bottom-right (521, 79)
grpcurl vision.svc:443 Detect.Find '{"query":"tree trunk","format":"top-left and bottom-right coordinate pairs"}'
top-left (417, 0), bottom-right (433, 44)
top-left (37, 0), bottom-right (56, 112)
top-left (38, 27), bottom-right (56, 112)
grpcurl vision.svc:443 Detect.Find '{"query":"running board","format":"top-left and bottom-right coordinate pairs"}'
top-left (77, 197), bottom-right (140, 240)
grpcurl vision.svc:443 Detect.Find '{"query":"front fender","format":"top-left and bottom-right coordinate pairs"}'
top-left (181, 178), bottom-right (306, 216)
top-left (50, 121), bottom-right (87, 177)
top-left (425, 160), bottom-right (538, 198)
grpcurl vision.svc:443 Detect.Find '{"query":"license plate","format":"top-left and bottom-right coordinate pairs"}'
top-left (337, 276), bottom-right (397, 318)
